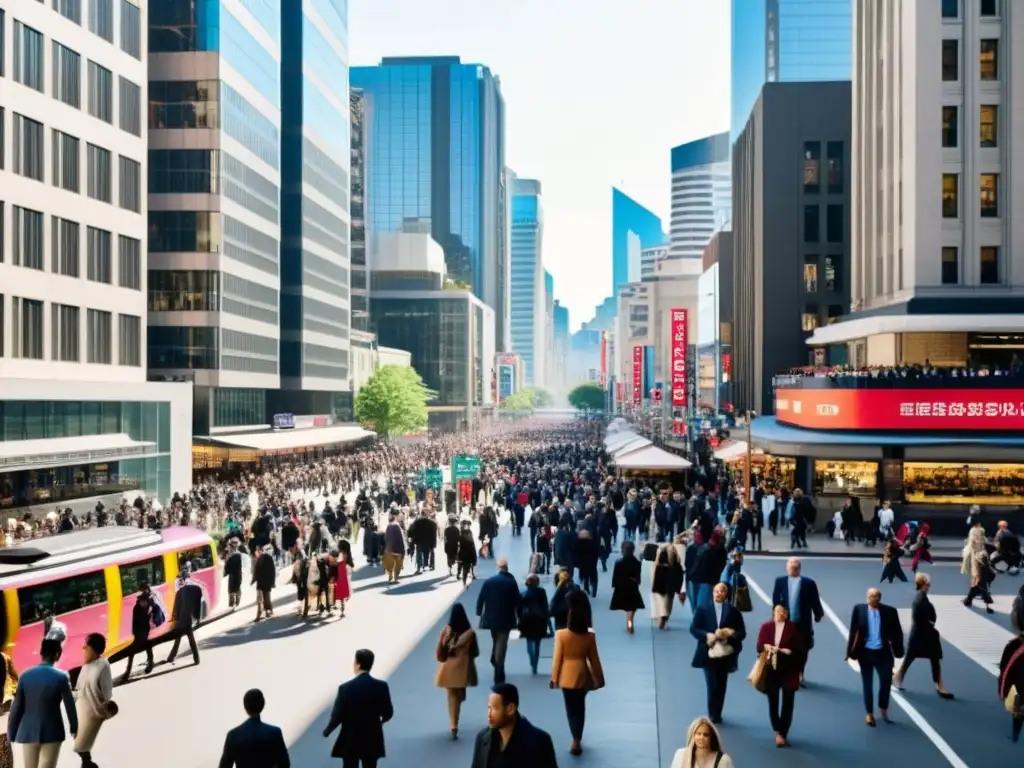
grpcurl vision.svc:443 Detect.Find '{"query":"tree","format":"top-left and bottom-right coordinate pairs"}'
top-left (568, 383), bottom-right (606, 413)
top-left (500, 390), bottom-right (535, 412)
top-left (521, 387), bottom-right (554, 408)
top-left (355, 365), bottom-right (435, 438)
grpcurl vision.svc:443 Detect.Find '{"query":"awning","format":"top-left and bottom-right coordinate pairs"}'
top-left (614, 445), bottom-right (692, 470)
top-left (605, 430), bottom-right (642, 450)
top-left (0, 434), bottom-right (159, 473)
top-left (209, 425), bottom-right (376, 452)
top-left (713, 439), bottom-right (763, 462)
top-left (610, 436), bottom-right (653, 457)
top-left (606, 417), bottom-right (630, 434)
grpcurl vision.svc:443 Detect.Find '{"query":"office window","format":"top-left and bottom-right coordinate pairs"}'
top-left (826, 142), bottom-right (843, 194)
top-left (803, 256), bottom-right (818, 292)
top-left (118, 156), bottom-right (141, 212)
top-left (86, 226), bottom-right (112, 284)
top-left (981, 0), bottom-right (999, 15)
top-left (980, 173), bottom-right (999, 218)
top-left (803, 142), bottom-right (820, 193)
top-left (802, 306), bottom-right (819, 332)
top-left (803, 205), bottom-right (820, 243)
top-left (12, 114), bottom-right (44, 182)
top-left (87, 61), bottom-right (113, 123)
top-left (942, 174), bottom-right (959, 218)
top-left (980, 40), bottom-right (998, 81)
top-left (86, 143), bottom-right (111, 203)
top-left (119, 77), bottom-right (141, 136)
top-left (118, 314), bottom-right (141, 366)
top-left (941, 106), bottom-right (958, 148)
top-left (86, 309), bottom-right (112, 364)
top-left (118, 236), bottom-right (141, 289)
top-left (88, 0), bottom-right (113, 42)
top-left (12, 206), bottom-right (44, 270)
top-left (980, 105), bottom-right (997, 148)
top-left (54, 0), bottom-right (82, 24)
top-left (13, 21), bottom-right (44, 92)
top-left (51, 41), bottom-right (81, 108)
top-left (52, 129), bottom-right (80, 193)
top-left (941, 247), bottom-right (959, 285)
top-left (942, 40), bottom-right (959, 81)
top-left (942, 0), bottom-right (958, 17)
top-left (980, 247), bottom-right (1000, 284)
top-left (51, 304), bottom-right (80, 362)
top-left (826, 205), bottom-right (843, 244)
top-left (51, 217), bottom-right (81, 277)
top-left (824, 256), bottom-right (838, 292)
top-left (120, 0), bottom-right (141, 59)
top-left (12, 297), bottom-right (45, 360)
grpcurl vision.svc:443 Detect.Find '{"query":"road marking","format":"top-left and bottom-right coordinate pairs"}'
top-left (746, 575), bottom-right (972, 768)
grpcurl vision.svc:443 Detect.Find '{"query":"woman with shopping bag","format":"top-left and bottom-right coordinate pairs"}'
top-left (754, 604), bottom-right (804, 748)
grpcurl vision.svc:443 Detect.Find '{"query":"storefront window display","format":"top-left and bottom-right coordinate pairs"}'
top-left (745, 456), bottom-right (796, 491)
top-left (903, 462), bottom-right (1024, 505)
top-left (814, 460), bottom-right (878, 497)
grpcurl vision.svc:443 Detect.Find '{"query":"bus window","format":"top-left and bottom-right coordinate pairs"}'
top-left (119, 557), bottom-right (167, 596)
top-left (19, 572), bottom-right (108, 625)
top-left (178, 545), bottom-right (214, 572)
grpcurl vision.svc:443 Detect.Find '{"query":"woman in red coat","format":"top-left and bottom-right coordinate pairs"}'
top-left (756, 604), bottom-right (804, 748)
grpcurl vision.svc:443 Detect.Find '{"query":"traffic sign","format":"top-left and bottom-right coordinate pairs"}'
top-left (452, 455), bottom-right (481, 481)
top-left (420, 467), bottom-right (443, 488)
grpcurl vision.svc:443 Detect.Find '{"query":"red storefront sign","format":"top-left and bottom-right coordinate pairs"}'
top-left (651, 388), bottom-right (662, 404)
top-left (632, 346), bottom-right (643, 405)
top-left (670, 309), bottom-right (688, 407)
top-left (599, 331), bottom-right (608, 386)
top-left (775, 388), bottom-right (1024, 430)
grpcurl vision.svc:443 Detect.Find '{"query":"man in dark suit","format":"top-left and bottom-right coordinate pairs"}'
top-left (323, 649), bottom-right (394, 767)
top-left (689, 581), bottom-right (746, 724)
top-left (167, 576), bottom-right (203, 666)
top-left (771, 557), bottom-right (824, 684)
top-left (470, 683), bottom-right (558, 768)
top-left (845, 587), bottom-right (905, 726)
top-left (219, 689), bottom-right (290, 768)
top-left (475, 557), bottom-right (521, 684)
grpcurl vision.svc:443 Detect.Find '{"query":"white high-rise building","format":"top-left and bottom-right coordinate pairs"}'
top-left (510, 177), bottom-right (545, 387)
top-left (0, 1), bottom-right (192, 507)
top-left (667, 132), bottom-right (731, 262)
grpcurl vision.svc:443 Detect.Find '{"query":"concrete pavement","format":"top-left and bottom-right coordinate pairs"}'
top-left (748, 530), bottom-right (965, 560)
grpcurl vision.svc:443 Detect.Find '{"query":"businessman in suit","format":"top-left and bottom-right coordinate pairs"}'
top-left (324, 649), bottom-right (394, 767)
top-left (8, 638), bottom-right (77, 768)
top-left (845, 587), bottom-right (905, 727)
top-left (476, 557), bottom-right (521, 684)
top-left (771, 557), bottom-right (824, 684)
top-left (690, 582), bottom-right (746, 724)
top-left (167, 577), bottom-right (203, 666)
top-left (219, 689), bottom-right (290, 768)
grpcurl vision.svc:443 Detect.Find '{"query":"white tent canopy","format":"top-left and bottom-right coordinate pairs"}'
top-left (614, 445), bottom-right (692, 470)
top-left (713, 439), bottom-right (763, 462)
top-left (606, 417), bottom-right (630, 434)
top-left (610, 436), bottom-right (653, 457)
top-left (605, 430), bottom-right (642, 450)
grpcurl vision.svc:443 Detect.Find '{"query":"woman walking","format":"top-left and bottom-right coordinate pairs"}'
top-left (909, 522), bottom-right (933, 572)
top-left (550, 569), bottom-right (578, 631)
top-left (610, 541), bottom-right (645, 634)
top-left (893, 573), bottom-right (954, 699)
top-left (457, 520), bottom-right (477, 586)
top-left (550, 605), bottom-right (605, 756)
top-left (755, 605), bottom-right (803, 747)
top-left (518, 573), bottom-right (550, 675)
top-left (962, 524), bottom-right (996, 614)
top-left (650, 544), bottom-right (685, 630)
top-left (669, 717), bottom-right (734, 768)
top-left (75, 633), bottom-right (118, 768)
top-left (880, 539), bottom-right (908, 584)
top-left (434, 603), bottom-right (479, 740)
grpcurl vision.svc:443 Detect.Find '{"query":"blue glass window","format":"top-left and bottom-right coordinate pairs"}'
top-left (310, 0), bottom-right (347, 47)
top-left (220, 7), bottom-right (279, 105)
top-left (303, 14), bottom-right (347, 102)
top-left (222, 83), bottom-right (280, 169)
top-left (237, 0), bottom-right (280, 43)
top-left (304, 76), bottom-right (348, 160)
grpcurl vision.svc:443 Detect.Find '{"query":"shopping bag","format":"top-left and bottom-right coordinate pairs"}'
top-left (732, 582), bottom-right (753, 613)
top-left (747, 650), bottom-right (770, 693)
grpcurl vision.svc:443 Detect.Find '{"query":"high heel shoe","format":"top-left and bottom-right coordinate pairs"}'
top-left (626, 620), bottom-right (634, 634)
top-left (451, 728), bottom-right (458, 740)
top-left (865, 714), bottom-right (876, 728)
top-left (937, 689), bottom-right (955, 700)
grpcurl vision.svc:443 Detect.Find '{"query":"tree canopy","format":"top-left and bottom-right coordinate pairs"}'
top-left (568, 383), bottom-right (606, 412)
top-left (500, 390), bottom-right (535, 412)
top-left (522, 387), bottom-right (554, 407)
top-left (354, 365), bottom-right (435, 438)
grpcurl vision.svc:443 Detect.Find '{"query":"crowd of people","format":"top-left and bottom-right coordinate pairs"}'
top-left (780, 360), bottom-right (1024, 384)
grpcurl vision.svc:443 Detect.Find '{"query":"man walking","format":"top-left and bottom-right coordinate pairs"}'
top-left (382, 514), bottom-right (406, 584)
top-left (8, 638), bottom-right (77, 768)
top-left (252, 544), bottom-right (277, 621)
top-left (219, 689), bottom-right (290, 768)
top-left (470, 683), bottom-right (558, 768)
top-left (323, 649), bottom-right (394, 767)
top-left (771, 557), bottom-right (824, 686)
top-left (476, 556), bottom-right (521, 684)
top-left (167, 574), bottom-right (203, 667)
top-left (845, 587), bottom-right (905, 726)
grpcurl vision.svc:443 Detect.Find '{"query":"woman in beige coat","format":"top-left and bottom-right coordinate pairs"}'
top-left (75, 633), bottom-right (117, 766)
top-left (551, 605), bottom-right (605, 756)
top-left (434, 603), bottom-right (478, 740)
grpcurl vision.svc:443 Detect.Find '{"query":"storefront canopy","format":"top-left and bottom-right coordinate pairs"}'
top-left (606, 418), bottom-right (630, 434)
top-left (605, 430), bottom-right (642, 450)
top-left (610, 436), bottom-right (653, 457)
top-left (0, 434), bottom-right (159, 473)
top-left (713, 439), bottom-right (763, 462)
top-left (614, 445), bottom-right (692, 470)
top-left (209, 425), bottom-right (376, 452)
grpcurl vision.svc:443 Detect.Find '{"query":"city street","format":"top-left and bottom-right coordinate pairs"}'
top-left (48, 516), bottom-right (1021, 767)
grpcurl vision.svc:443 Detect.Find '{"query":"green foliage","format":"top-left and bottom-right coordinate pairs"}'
top-left (568, 383), bottom-right (606, 412)
top-left (354, 365), bottom-right (435, 438)
top-left (521, 387), bottom-right (554, 407)
top-left (500, 390), bottom-right (535, 412)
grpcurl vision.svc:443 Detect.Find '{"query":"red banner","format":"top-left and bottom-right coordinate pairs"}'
top-left (599, 331), bottom-right (607, 387)
top-left (670, 309), bottom-right (688, 407)
top-left (616, 381), bottom-right (624, 403)
top-left (632, 346), bottom-right (642, 405)
top-left (776, 388), bottom-right (1024, 430)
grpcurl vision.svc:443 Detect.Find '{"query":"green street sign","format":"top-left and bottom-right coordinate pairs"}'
top-left (452, 455), bottom-right (481, 481)
top-left (420, 467), bottom-right (443, 488)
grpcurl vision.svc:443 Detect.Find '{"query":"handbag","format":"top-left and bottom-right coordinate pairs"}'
top-left (732, 582), bottom-right (753, 613)
top-left (643, 542), bottom-right (659, 562)
top-left (747, 649), bottom-right (770, 693)
top-left (708, 639), bottom-right (734, 659)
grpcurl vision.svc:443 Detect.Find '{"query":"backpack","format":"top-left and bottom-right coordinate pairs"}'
top-left (151, 601), bottom-right (166, 628)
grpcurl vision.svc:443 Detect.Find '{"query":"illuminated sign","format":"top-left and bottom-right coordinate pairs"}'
top-left (632, 346), bottom-right (642, 406)
top-left (670, 309), bottom-right (688, 407)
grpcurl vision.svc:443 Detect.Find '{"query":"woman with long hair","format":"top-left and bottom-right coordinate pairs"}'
top-left (610, 540), bottom-right (645, 634)
top-left (910, 522), bottom-right (933, 572)
top-left (893, 572), bottom-right (954, 699)
top-left (550, 568), bottom-right (578, 631)
top-left (434, 602), bottom-right (479, 739)
top-left (550, 606), bottom-right (605, 756)
top-left (755, 605), bottom-right (803, 747)
top-left (669, 716), bottom-right (734, 768)
top-left (962, 524), bottom-right (995, 614)
top-left (650, 543), bottom-right (685, 630)
top-left (518, 573), bottom-right (550, 674)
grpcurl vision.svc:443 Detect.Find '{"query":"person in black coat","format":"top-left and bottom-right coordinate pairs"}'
top-left (574, 530), bottom-right (600, 598)
top-left (219, 688), bottom-right (290, 768)
top-left (691, 529), bottom-right (728, 611)
top-left (223, 541), bottom-right (244, 609)
top-left (166, 578), bottom-right (203, 666)
top-left (476, 558), bottom-right (521, 685)
top-left (999, 633), bottom-right (1024, 743)
top-left (893, 573), bottom-right (954, 698)
top-left (690, 581), bottom-right (746, 724)
top-left (518, 574), bottom-right (550, 675)
top-left (457, 521), bottom-right (478, 585)
top-left (443, 516), bottom-right (461, 575)
top-left (470, 683), bottom-right (557, 768)
top-left (120, 585), bottom-right (157, 682)
top-left (252, 545), bottom-right (277, 621)
top-left (610, 540), bottom-right (644, 634)
top-left (770, 558), bottom-right (824, 684)
top-left (845, 588), bottom-right (905, 726)
top-left (323, 649), bottom-right (394, 766)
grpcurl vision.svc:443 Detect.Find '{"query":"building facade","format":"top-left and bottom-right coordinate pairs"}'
top-left (544, 269), bottom-right (554, 389)
top-left (641, 244), bottom-right (669, 278)
top-left (667, 133), bottom-right (731, 262)
top-left (733, 81), bottom-right (852, 415)
top-left (611, 188), bottom-right (666, 295)
top-left (731, 0), bottom-right (852, 141)
top-left (350, 57), bottom-right (508, 349)
top-left (510, 178), bottom-right (545, 386)
top-left (697, 231), bottom-right (735, 412)
top-left (350, 87), bottom-right (369, 335)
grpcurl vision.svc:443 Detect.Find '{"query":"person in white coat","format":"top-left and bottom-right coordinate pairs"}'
top-left (74, 633), bottom-right (117, 768)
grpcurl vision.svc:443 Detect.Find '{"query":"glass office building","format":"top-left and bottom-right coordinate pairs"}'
top-left (731, 0), bottom-right (851, 141)
top-left (612, 188), bottom-right (666, 296)
top-left (351, 57), bottom-right (509, 348)
top-left (668, 133), bottom-right (731, 261)
top-left (350, 88), bottom-right (369, 335)
top-left (510, 179), bottom-right (544, 386)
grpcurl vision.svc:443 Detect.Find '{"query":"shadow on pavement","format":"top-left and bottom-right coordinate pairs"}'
top-left (354, 575), bottom-right (451, 595)
top-left (201, 610), bottom-right (338, 649)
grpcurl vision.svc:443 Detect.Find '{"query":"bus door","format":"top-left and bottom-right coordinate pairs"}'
top-left (116, 556), bottom-right (169, 650)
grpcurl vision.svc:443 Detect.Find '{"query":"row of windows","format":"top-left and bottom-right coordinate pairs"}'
top-left (147, 210), bottom-right (281, 276)
top-left (942, 0), bottom-right (1000, 20)
top-left (941, 246), bottom-right (1003, 286)
top-left (149, 79), bottom-right (219, 130)
top-left (802, 142), bottom-right (843, 194)
top-left (802, 204), bottom-right (844, 244)
top-left (221, 328), bottom-right (277, 357)
top-left (222, 153), bottom-right (279, 224)
top-left (802, 255), bottom-right (842, 294)
top-left (940, 104), bottom-right (999, 149)
top-left (941, 38), bottom-right (1000, 83)
top-left (941, 173), bottom-right (1001, 218)
top-left (800, 305), bottom-right (846, 333)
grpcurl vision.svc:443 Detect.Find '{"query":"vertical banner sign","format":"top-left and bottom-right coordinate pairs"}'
top-left (616, 381), bottom-right (624, 403)
top-left (632, 346), bottom-right (643, 405)
top-left (599, 331), bottom-right (608, 387)
top-left (670, 309), bottom-right (688, 407)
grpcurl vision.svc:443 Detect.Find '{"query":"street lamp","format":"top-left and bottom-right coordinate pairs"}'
top-left (744, 410), bottom-right (757, 503)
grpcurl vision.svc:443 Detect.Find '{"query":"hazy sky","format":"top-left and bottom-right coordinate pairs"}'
top-left (349, 0), bottom-right (730, 330)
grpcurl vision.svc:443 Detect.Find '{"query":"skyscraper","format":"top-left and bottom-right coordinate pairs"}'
top-left (350, 57), bottom-right (508, 349)
top-left (731, 0), bottom-right (851, 141)
top-left (667, 133), bottom-right (731, 262)
top-left (510, 178), bottom-right (545, 386)
top-left (350, 87), bottom-right (369, 335)
top-left (612, 188), bottom-right (666, 296)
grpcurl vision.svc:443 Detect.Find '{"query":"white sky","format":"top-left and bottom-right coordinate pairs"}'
top-left (349, 0), bottom-right (730, 331)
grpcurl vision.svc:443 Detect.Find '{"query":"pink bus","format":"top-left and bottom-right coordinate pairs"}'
top-left (0, 526), bottom-right (220, 674)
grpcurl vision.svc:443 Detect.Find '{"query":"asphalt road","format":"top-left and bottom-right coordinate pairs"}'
top-left (45, 520), bottom-right (1021, 767)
